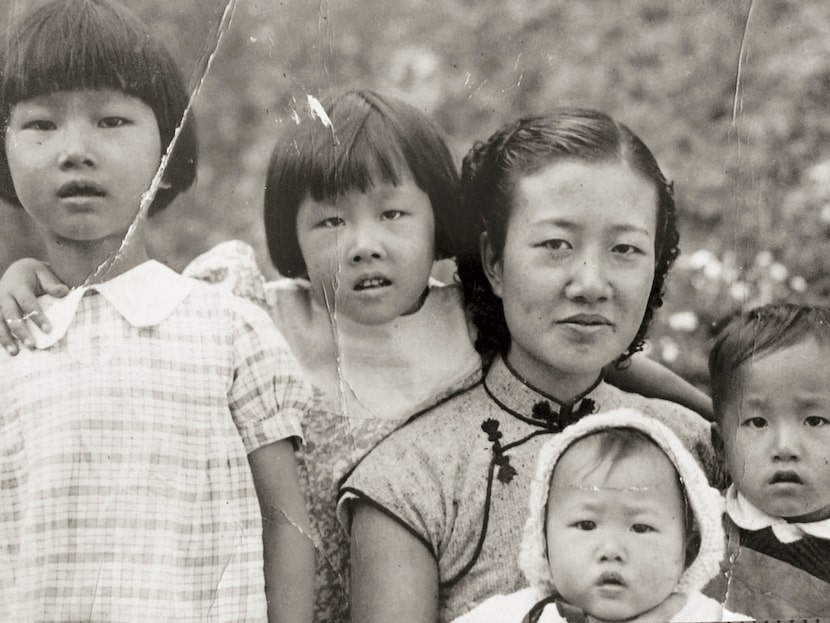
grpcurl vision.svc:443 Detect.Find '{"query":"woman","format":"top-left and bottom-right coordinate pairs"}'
top-left (337, 109), bottom-right (716, 622)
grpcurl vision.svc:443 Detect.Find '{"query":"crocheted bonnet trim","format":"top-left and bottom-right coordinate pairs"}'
top-left (518, 409), bottom-right (724, 597)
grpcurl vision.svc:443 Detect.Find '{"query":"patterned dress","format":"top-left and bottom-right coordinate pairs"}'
top-left (184, 241), bottom-right (482, 622)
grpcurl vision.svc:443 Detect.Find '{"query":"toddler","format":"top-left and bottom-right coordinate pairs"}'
top-left (706, 303), bottom-right (830, 618)
top-left (0, 1), bottom-right (312, 621)
top-left (453, 410), bottom-right (750, 622)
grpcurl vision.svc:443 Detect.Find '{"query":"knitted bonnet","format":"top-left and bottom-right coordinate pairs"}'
top-left (518, 409), bottom-right (724, 597)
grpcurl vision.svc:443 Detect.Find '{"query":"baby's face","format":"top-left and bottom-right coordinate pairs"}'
top-left (545, 437), bottom-right (686, 621)
top-left (719, 339), bottom-right (830, 521)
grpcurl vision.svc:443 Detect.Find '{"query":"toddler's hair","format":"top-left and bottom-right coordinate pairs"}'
top-left (556, 427), bottom-right (699, 567)
top-left (0, 0), bottom-right (198, 214)
top-left (264, 90), bottom-right (469, 277)
top-left (457, 108), bottom-right (679, 364)
top-left (709, 303), bottom-right (830, 422)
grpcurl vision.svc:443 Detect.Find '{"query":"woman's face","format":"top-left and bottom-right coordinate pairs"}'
top-left (484, 160), bottom-right (657, 399)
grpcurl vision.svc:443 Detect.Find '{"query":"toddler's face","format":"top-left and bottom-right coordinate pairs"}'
top-left (5, 89), bottom-right (162, 243)
top-left (545, 437), bottom-right (686, 621)
top-left (295, 174), bottom-right (435, 326)
top-left (719, 339), bottom-right (830, 521)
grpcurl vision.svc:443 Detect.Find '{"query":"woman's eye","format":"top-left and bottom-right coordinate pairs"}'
top-left (612, 243), bottom-right (643, 256)
top-left (573, 520), bottom-right (596, 531)
top-left (742, 417), bottom-right (768, 429)
top-left (540, 239), bottom-right (572, 252)
top-left (99, 117), bottom-right (129, 129)
top-left (381, 210), bottom-right (405, 221)
top-left (23, 120), bottom-right (55, 131)
top-left (805, 416), bottom-right (829, 428)
top-left (317, 216), bottom-right (345, 228)
top-left (631, 523), bottom-right (655, 534)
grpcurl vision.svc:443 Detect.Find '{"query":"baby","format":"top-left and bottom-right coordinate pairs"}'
top-left (707, 303), bottom-right (830, 618)
top-left (454, 410), bottom-right (750, 623)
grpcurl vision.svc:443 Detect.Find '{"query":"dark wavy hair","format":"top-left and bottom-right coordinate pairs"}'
top-left (264, 90), bottom-right (464, 277)
top-left (709, 303), bottom-right (830, 423)
top-left (0, 0), bottom-right (198, 215)
top-left (457, 108), bottom-right (680, 366)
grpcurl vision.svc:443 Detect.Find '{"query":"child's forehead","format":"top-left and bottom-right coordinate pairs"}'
top-left (14, 89), bottom-right (141, 108)
top-left (551, 436), bottom-right (679, 491)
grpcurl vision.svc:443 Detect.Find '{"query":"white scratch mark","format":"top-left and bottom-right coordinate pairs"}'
top-left (731, 0), bottom-right (755, 127)
top-left (84, 0), bottom-right (239, 286)
top-left (307, 94), bottom-right (333, 128)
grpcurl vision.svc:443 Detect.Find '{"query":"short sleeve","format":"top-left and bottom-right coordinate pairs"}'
top-left (183, 240), bottom-right (269, 309)
top-left (337, 422), bottom-right (456, 559)
top-left (226, 294), bottom-right (309, 453)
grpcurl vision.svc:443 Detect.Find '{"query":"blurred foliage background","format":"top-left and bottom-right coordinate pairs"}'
top-left (2, 0), bottom-right (829, 388)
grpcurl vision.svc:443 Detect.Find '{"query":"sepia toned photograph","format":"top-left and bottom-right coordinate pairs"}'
top-left (1, 0), bottom-right (829, 621)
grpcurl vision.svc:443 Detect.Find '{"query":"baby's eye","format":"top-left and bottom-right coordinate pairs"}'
top-left (742, 417), bottom-right (768, 429)
top-left (23, 119), bottom-right (55, 131)
top-left (539, 239), bottom-right (572, 252)
top-left (99, 117), bottom-right (129, 129)
top-left (805, 416), bottom-right (829, 428)
top-left (631, 523), bottom-right (655, 534)
top-left (317, 216), bottom-right (345, 228)
top-left (572, 520), bottom-right (596, 531)
top-left (380, 210), bottom-right (405, 221)
top-left (612, 243), bottom-right (644, 256)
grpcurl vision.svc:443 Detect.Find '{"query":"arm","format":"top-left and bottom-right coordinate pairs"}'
top-left (350, 502), bottom-right (440, 623)
top-left (605, 353), bottom-right (714, 421)
top-left (248, 440), bottom-right (314, 623)
top-left (0, 257), bottom-right (68, 353)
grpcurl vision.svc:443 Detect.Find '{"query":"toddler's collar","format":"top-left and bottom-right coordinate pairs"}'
top-left (726, 486), bottom-right (830, 543)
top-left (26, 260), bottom-right (194, 348)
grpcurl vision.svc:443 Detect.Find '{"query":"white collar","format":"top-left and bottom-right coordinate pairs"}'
top-left (725, 485), bottom-right (830, 543)
top-left (25, 260), bottom-right (195, 349)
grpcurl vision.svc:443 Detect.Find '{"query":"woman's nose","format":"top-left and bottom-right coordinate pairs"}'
top-left (57, 125), bottom-right (96, 170)
top-left (565, 253), bottom-right (611, 303)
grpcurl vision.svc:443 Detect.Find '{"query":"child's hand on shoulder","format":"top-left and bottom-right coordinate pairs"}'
top-left (0, 258), bottom-right (68, 354)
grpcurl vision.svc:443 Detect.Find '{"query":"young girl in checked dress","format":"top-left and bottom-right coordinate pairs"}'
top-left (0, 1), bottom-right (313, 621)
top-left (1, 92), bottom-right (712, 621)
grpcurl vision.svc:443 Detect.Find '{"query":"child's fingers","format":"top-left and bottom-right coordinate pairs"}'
top-left (0, 294), bottom-right (37, 349)
top-left (0, 316), bottom-right (20, 356)
top-left (35, 265), bottom-right (70, 298)
top-left (11, 287), bottom-right (52, 335)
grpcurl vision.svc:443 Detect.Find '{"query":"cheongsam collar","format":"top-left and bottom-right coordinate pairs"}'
top-left (483, 355), bottom-right (600, 430)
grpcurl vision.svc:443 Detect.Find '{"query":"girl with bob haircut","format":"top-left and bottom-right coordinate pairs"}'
top-left (0, 0), bottom-right (197, 214)
top-left (0, 1), bottom-right (312, 621)
top-left (339, 108), bottom-right (716, 622)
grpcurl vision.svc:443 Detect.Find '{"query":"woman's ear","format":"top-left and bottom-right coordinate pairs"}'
top-left (480, 231), bottom-right (504, 299)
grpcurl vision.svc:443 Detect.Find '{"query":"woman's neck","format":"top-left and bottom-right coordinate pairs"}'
top-left (42, 229), bottom-right (150, 288)
top-left (505, 347), bottom-right (602, 404)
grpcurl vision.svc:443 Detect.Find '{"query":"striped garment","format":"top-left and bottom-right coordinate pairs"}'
top-left (0, 261), bottom-right (308, 622)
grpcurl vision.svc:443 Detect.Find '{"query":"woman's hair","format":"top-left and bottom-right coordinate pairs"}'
top-left (457, 108), bottom-right (679, 364)
top-left (709, 303), bottom-right (830, 422)
top-left (558, 428), bottom-right (700, 567)
top-left (264, 89), bottom-right (467, 277)
top-left (0, 0), bottom-right (198, 214)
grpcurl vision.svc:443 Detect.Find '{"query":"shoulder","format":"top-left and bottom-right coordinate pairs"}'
top-left (183, 240), bottom-right (269, 308)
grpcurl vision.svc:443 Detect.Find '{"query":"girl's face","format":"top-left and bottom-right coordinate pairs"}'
top-left (295, 174), bottom-right (436, 326)
top-left (484, 160), bottom-right (657, 399)
top-left (545, 438), bottom-right (686, 622)
top-left (5, 89), bottom-right (162, 244)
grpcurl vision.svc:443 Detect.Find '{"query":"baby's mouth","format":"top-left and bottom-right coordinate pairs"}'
top-left (596, 571), bottom-right (626, 588)
top-left (58, 180), bottom-right (106, 198)
top-left (769, 471), bottom-right (803, 485)
top-left (353, 276), bottom-right (391, 291)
